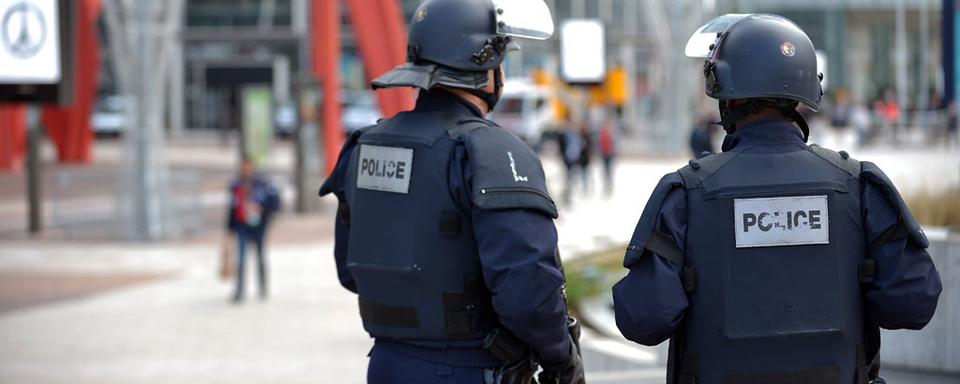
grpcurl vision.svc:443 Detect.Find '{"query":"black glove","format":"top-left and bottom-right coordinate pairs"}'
top-left (485, 357), bottom-right (538, 384)
top-left (483, 328), bottom-right (537, 384)
top-left (537, 317), bottom-right (585, 384)
top-left (537, 342), bottom-right (584, 384)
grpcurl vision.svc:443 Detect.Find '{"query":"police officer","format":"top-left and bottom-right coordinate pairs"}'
top-left (612, 14), bottom-right (941, 384)
top-left (319, 1), bottom-right (584, 383)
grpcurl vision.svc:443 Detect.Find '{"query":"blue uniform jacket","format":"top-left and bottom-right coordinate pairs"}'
top-left (324, 90), bottom-right (572, 367)
top-left (613, 120), bottom-right (943, 346)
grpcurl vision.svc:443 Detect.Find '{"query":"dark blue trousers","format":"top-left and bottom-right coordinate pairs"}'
top-left (233, 226), bottom-right (267, 300)
top-left (367, 343), bottom-right (491, 384)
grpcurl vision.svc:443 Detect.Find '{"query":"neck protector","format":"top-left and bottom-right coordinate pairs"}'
top-left (717, 99), bottom-right (810, 142)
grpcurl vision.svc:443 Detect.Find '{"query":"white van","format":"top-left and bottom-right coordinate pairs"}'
top-left (489, 79), bottom-right (555, 147)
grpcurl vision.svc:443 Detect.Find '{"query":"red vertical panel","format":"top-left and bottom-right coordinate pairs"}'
top-left (345, 0), bottom-right (414, 118)
top-left (0, 105), bottom-right (27, 171)
top-left (373, 0), bottom-right (415, 115)
top-left (312, 0), bottom-right (344, 175)
top-left (42, 0), bottom-right (101, 164)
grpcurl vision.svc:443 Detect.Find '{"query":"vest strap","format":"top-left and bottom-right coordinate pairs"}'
top-left (869, 217), bottom-right (912, 256)
top-left (443, 275), bottom-right (496, 338)
top-left (724, 366), bottom-right (840, 384)
top-left (644, 230), bottom-right (696, 292)
top-left (861, 216), bottom-right (911, 285)
top-left (337, 203), bottom-right (351, 226)
top-left (859, 260), bottom-right (877, 284)
top-left (443, 292), bottom-right (474, 337)
top-left (645, 230), bottom-right (685, 266)
top-left (855, 343), bottom-right (878, 384)
top-left (359, 300), bottom-right (420, 328)
top-left (678, 353), bottom-right (699, 384)
top-left (682, 267), bottom-right (697, 293)
top-left (438, 211), bottom-right (463, 238)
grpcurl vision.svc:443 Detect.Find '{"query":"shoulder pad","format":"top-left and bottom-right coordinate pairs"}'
top-left (860, 161), bottom-right (929, 248)
top-left (461, 121), bottom-right (558, 219)
top-left (808, 145), bottom-right (861, 177)
top-left (624, 173), bottom-right (685, 267)
top-left (319, 128), bottom-right (366, 197)
top-left (678, 152), bottom-right (736, 188)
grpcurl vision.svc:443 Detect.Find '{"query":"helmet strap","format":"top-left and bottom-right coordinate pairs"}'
top-left (789, 110), bottom-right (811, 143)
top-left (466, 68), bottom-right (503, 112)
top-left (716, 100), bottom-right (759, 135)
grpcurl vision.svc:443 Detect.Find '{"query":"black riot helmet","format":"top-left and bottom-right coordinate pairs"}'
top-left (686, 14), bottom-right (823, 141)
top-left (371, 0), bottom-right (554, 110)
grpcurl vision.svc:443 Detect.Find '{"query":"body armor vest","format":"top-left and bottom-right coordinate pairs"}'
top-left (343, 111), bottom-right (495, 340)
top-left (671, 145), bottom-right (868, 384)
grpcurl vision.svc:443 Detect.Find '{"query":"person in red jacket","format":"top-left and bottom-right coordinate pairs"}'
top-left (227, 157), bottom-right (280, 302)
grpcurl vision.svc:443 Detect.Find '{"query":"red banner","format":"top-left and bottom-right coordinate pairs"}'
top-left (42, 0), bottom-right (101, 164)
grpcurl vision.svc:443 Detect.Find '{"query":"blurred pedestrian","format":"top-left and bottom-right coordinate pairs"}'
top-left (319, 1), bottom-right (583, 383)
top-left (615, 14), bottom-right (941, 384)
top-left (689, 117), bottom-right (716, 158)
top-left (874, 88), bottom-right (901, 141)
top-left (830, 88), bottom-right (851, 129)
top-left (559, 118), bottom-right (585, 205)
top-left (850, 100), bottom-right (872, 148)
top-left (227, 156), bottom-right (280, 303)
top-left (598, 117), bottom-right (618, 196)
top-left (577, 124), bottom-right (593, 195)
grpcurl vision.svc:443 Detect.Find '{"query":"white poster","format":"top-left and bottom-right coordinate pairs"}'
top-left (0, 0), bottom-right (61, 84)
top-left (560, 19), bottom-right (606, 84)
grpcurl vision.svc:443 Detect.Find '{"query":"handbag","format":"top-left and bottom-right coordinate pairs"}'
top-left (219, 234), bottom-right (234, 280)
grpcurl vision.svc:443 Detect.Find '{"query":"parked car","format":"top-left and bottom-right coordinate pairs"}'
top-left (91, 96), bottom-right (129, 138)
top-left (274, 101), bottom-right (298, 137)
top-left (489, 79), bottom-right (555, 147)
top-left (342, 90), bottom-right (381, 133)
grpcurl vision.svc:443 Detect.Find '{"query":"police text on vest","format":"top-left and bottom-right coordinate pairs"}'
top-left (734, 195), bottom-right (829, 248)
top-left (357, 145), bottom-right (414, 194)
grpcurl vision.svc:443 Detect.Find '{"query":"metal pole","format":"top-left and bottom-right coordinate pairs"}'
top-left (26, 105), bottom-right (41, 234)
top-left (895, 0), bottom-right (909, 129)
top-left (919, 0), bottom-right (931, 112)
top-left (573, 0), bottom-right (585, 18)
top-left (294, 0), bottom-right (312, 214)
top-left (619, 0), bottom-right (637, 129)
top-left (169, 17), bottom-right (185, 137)
top-left (944, 0), bottom-right (955, 107)
top-left (600, 0), bottom-right (613, 22)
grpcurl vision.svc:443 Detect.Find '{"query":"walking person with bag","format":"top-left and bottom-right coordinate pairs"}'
top-left (226, 156), bottom-right (281, 303)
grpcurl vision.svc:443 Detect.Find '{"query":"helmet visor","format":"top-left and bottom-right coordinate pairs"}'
top-left (492, 0), bottom-right (555, 40)
top-left (684, 14), bottom-right (751, 58)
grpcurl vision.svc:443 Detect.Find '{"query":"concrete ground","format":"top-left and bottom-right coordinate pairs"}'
top-left (0, 134), bottom-right (958, 383)
top-left (1, 235), bottom-right (955, 384)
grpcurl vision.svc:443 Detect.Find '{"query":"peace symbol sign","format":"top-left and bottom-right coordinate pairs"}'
top-left (2, 1), bottom-right (48, 59)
